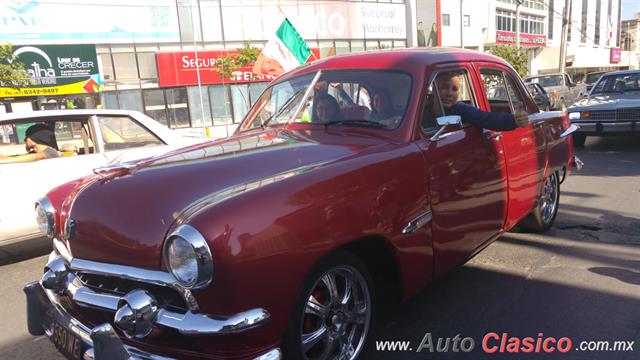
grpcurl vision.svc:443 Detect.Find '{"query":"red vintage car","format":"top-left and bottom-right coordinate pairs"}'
top-left (25, 49), bottom-right (581, 360)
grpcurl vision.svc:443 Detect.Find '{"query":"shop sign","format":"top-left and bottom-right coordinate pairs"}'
top-left (496, 31), bottom-right (546, 47)
top-left (156, 49), bottom-right (319, 87)
top-left (0, 44), bottom-right (101, 98)
top-left (610, 47), bottom-right (621, 63)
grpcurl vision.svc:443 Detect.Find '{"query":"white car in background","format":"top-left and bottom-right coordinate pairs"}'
top-left (0, 109), bottom-right (208, 247)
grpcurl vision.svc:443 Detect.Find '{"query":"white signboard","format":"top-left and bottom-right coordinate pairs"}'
top-left (0, 0), bottom-right (180, 44)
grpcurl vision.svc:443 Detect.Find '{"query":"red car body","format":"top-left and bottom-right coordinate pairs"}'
top-left (25, 49), bottom-right (577, 360)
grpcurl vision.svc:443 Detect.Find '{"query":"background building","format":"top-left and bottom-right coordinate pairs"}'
top-left (1, 0), bottom-right (409, 135)
top-left (416, 0), bottom-right (638, 81)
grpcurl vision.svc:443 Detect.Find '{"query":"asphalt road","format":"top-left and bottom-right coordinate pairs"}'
top-left (0, 135), bottom-right (638, 360)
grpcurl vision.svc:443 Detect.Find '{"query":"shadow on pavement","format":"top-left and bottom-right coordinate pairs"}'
top-left (363, 264), bottom-right (640, 360)
top-left (0, 238), bottom-right (51, 266)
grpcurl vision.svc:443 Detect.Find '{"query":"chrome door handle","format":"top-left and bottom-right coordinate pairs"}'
top-left (484, 131), bottom-right (502, 140)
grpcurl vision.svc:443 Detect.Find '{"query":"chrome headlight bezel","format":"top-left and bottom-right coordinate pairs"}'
top-left (163, 225), bottom-right (213, 289)
top-left (35, 197), bottom-right (55, 239)
top-left (568, 112), bottom-right (581, 120)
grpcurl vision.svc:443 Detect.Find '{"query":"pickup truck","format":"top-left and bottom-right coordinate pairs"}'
top-left (525, 72), bottom-right (587, 110)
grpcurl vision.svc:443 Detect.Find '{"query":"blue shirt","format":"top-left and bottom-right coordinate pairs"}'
top-left (444, 102), bottom-right (517, 131)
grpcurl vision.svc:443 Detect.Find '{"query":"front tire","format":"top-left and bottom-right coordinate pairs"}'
top-left (518, 172), bottom-right (560, 232)
top-left (283, 251), bottom-right (374, 360)
top-left (573, 133), bottom-right (587, 147)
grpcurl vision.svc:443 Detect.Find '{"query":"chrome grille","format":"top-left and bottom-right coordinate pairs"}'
top-left (616, 107), bottom-right (640, 121)
top-left (588, 110), bottom-right (616, 121)
top-left (77, 272), bottom-right (188, 313)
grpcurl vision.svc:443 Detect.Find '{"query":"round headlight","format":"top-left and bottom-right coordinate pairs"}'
top-left (163, 225), bottom-right (213, 289)
top-left (35, 197), bottom-right (55, 238)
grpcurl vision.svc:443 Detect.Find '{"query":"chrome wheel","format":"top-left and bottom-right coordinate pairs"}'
top-left (300, 265), bottom-right (371, 360)
top-left (539, 172), bottom-right (558, 225)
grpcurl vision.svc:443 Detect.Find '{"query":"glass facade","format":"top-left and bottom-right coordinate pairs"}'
top-left (93, 0), bottom-right (409, 130)
top-left (496, 10), bottom-right (544, 35)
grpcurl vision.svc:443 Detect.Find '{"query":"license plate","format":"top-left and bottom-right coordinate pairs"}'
top-left (50, 319), bottom-right (84, 360)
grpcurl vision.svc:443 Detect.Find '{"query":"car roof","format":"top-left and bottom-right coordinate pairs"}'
top-left (278, 47), bottom-right (510, 82)
top-left (598, 69), bottom-right (640, 77)
top-left (0, 109), bottom-right (142, 124)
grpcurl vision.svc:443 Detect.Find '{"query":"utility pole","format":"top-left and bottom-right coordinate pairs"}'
top-left (516, 0), bottom-right (522, 47)
top-left (460, 0), bottom-right (464, 48)
top-left (559, 0), bottom-right (571, 72)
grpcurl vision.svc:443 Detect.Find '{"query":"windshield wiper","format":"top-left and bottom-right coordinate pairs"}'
top-left (324, 119), bottom-right (387, 128)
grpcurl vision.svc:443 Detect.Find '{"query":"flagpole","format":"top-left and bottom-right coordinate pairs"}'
top-left (277, 5), bottom-right (317, 61)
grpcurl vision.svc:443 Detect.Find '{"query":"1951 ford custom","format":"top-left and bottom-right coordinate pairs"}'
top-left (24, 49), bottom-right (580, 360)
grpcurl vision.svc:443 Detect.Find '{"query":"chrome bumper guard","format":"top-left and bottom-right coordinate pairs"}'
top-left (25, 281), bottom-right (282, 360)
top-left (573, 155), bottom-right (584, 171)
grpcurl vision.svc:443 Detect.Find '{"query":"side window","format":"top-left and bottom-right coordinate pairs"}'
top-left (97, 116), bottom-right (163, 151)
top-left (422, 69), bottom-right (476, 130)
top-left (54, 120), bottom-right (95, 156)
top-left (480, 69), bottom-right (525, 114)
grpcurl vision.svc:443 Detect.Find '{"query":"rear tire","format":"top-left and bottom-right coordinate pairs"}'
top-left (573, 133), bottom-right (586, 147)
top-left (282, 251), bottom-right (375, 360)
top-left (518, 172), bottom-right (560, 233)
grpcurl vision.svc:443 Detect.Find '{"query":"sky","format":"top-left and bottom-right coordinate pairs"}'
top-left (622, 0), bottom-right (640, 20)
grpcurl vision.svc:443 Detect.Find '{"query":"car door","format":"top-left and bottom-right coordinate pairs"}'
top-left (475, 63), bottom-right (547, 229)
top-left (415, 64), bottom-right (509, 277)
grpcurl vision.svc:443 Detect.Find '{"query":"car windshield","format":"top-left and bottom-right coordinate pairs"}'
top-left (591, 72), bottom-right (640, 95)
top-left (527, 75), bottom-right (563, 87)
top-left (239, 70), bottom-right (412, 131)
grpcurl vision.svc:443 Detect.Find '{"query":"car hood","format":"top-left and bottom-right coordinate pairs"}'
top-left (569, 94), bottom-right (640, 111)
top-left (63, 127), bottom-right (390, 269)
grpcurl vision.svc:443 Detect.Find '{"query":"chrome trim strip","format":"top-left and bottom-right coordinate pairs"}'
top-left (561, 124), bottom-right (580, 137)
top-left (156, 308), bottom-right (271, 335)
top-left (253, 349), bottom-right (283, 360)
top-left (402, 210), bottom-right (433, 235)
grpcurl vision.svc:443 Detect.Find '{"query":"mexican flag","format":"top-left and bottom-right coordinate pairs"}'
top-left (252, 18), bottom-right (311, 77)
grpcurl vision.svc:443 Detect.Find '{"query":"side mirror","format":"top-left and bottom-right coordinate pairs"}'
top-left (430, 115), bottom-right (462, 141)
top-left (436, 115), bottom-right (462, 127)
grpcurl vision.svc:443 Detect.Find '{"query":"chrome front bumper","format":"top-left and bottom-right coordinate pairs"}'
top-left (24, 281), bottom-right (282, 360)
top-left (574, 121), bottom-right (638, 133)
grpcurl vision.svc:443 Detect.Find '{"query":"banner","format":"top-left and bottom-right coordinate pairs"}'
top-left (0, 0), bottom-right (179, 44)
top-left (0, 44), bottom-right (101, 98)
top-left (496, 31), bottom-right (546, 47)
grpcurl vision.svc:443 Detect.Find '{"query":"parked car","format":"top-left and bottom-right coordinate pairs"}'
top-left (0, 109), bottom-right (207, 247)
top-left (584, 71), bottom-right (609, 92)
top-left (24, 49), bottom-right (579, 360)
top-left (526, 82), bottom-right (551, 111)
top-left (525, 72), bottom-right (586, 110)
top-left (568, 69), bottom-right (640, 146)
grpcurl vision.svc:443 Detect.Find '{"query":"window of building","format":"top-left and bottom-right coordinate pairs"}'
top-left (496, 10), bottom-right (516, 32)
top-left (112, 53), bottom-right (138, 80)
top-left (230, 84), bottom-right (250, 123)
top-left (177, 0), bottom-right (202, 43)
top-left (98, 53), bottom-right (114, 81)
top-left (335, 41), bottom-right (350, 55)
top-left (137, 53), bottom-right (157, 79)
top-left (463, 15), bottom-right (470, 27)
top-left (118, 90), bottom-right (144, 113)
top-left (442, 14), bottom-right (450, 27)
top-left (143, 89), bottom-right (169, 127)
top-left (188, 86), bottom-right (212, 128)
top-left (209, 85), bottom-right (232, 126)
top-left (166, 88), bottom-right (190, 128)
